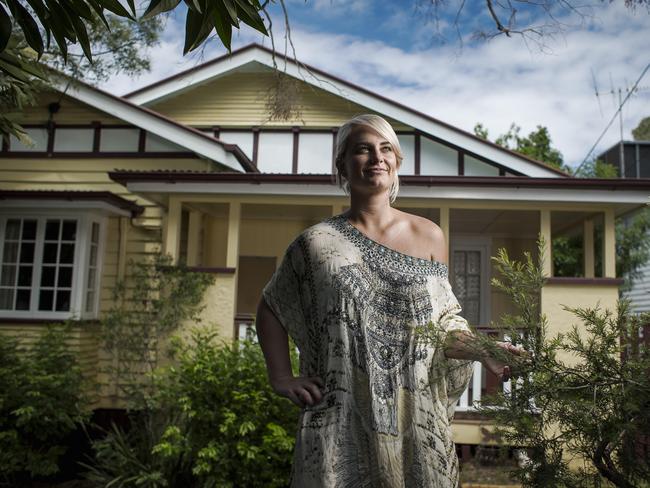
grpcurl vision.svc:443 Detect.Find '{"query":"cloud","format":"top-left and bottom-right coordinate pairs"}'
top-left (101, 2), bottom-right (650, 167)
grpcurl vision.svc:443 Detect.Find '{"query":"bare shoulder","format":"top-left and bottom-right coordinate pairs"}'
top-left (396, 210), bottom-right (448, 264)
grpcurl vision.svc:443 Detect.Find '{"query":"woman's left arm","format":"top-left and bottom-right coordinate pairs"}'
top-left (444, 331), bottom-right (525, 382)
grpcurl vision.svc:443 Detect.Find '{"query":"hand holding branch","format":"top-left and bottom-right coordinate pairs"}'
top-left (445, 331), bottom-right (528, 382)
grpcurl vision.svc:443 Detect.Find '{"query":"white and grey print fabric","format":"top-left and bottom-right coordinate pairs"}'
top-left (263, 215), bottom-right (473, 488)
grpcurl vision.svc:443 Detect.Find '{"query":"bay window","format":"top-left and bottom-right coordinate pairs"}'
top-left (0, 212), bottom-right (105, 320)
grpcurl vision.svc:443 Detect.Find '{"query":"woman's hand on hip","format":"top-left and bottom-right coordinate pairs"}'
top-left (270, 375), bottom-right (325, 408)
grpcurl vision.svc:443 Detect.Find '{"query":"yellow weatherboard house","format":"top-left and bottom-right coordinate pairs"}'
top-left (1, 44), bottom-right (649, 448)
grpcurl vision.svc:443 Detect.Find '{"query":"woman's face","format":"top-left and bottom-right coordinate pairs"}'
top-left (340, 126), bottom-right (399, 197)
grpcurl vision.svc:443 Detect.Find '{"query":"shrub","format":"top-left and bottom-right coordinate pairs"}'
top-left (480, 240), bottom-right (650, 487)
top-left (86, 329), bottom-right (298, 488)
top-left (0, 325), bottom-right (90, 484)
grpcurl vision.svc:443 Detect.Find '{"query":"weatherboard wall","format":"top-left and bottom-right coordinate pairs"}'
top-left (146, 70), bottom-right (411, 130)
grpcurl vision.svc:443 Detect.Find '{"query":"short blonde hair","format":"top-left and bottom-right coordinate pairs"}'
top-left (334, 114), bottom-right (403, 203)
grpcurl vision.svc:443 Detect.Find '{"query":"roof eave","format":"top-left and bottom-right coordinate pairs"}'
top-left (47, 73), bottom-right (253, 172)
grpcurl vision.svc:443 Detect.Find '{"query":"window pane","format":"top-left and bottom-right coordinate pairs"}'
top-left (467, 251), bottom-right (480, 274)
top-left (219, 131), bottom-right (254, 160)
top-left (53, 128), bottom-right (94, 152)
top-left (9, 127), bottom-right (48, 152)
top-left (22, 220), bottom-right (37, 240)
top-left (0, 265), bottom-right (16, 286)
top-left (467, 276), bottom-right (480, 298)
top-left (455, 275), bottom-right (466, 299)
top-left (61, 220), bottom-right (76, 241)
top-left (58, 266), bottom-right (73, 287)
top-left (85, 291), bottom-right (95, 313)
top-left (18, 266), bottom-right (32, 286)
top-left (87, 267), bottom-right (96, 287)
top-left (16, 289), bottom-right (30, 310)
top-left (145, 133), bottom-right (185, 152)
top-left (465, 299), bottom-right (480, 325)
top-left (100, 128), bottom-right (140, 152)
top-left (91, 222), bottom-right (99, 243)
top-left (298, 133), bottom-right (333, 174)
top-left (41, 266), bottom-right (56, 286)
top-left (420, 137), bottom-right (458, 175)
top-left (55, 290), bottom-right (71, 311)
top-left (3, 242), bottom-right (18, 263)
top-left (43, 243), bottom-right (58, 263)
top-left (465, 155), bottom-right (499, 176)
top-left (45, 220), bottom-right (60, 240)
top-left (397, 134), bottom-right (415, 175)
top-left (89, 246), bottom-right (97, 266)
top-left (39, 289), bottom-right (54, 311)
top-left (257, 132), bottom-right (293, 173)
top-left (20, 243), bottom-right (34, 263)
top-left (5, 220), bottom-right (20, 240)
top-left (59, 244), bottom-right (75, 264)
top-left (0, 288), bottom-right (14, 309)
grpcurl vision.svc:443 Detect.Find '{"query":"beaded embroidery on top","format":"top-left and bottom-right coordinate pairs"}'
top-left (327, 214), bottom-right (448, 278)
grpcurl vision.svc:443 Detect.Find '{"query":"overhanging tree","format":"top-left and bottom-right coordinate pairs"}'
top-left (0, 0), bottom-right (268, 138)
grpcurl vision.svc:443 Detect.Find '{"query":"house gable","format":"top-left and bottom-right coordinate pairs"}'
top-left (126, 44), bottom-right (566, 178)
top-left (144, 63), bottom-right (409, 130)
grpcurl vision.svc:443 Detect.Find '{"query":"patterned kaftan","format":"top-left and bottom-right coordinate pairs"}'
top-left (263, 215), bottom-right (474, 488)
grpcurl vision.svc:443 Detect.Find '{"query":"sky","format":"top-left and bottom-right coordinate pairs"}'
top-left (101, 1), bottom-right (650, 168)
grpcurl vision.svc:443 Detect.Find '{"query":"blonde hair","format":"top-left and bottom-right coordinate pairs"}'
top-left (334, 114), bottom-right (403, 203)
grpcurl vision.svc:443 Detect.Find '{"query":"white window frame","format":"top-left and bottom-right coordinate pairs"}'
top-left (449, 236), bottom-right (491, 327)
top-left (0, 209), bottom-right (106, 320)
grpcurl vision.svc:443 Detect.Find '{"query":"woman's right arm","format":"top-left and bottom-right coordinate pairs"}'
top-left (256, 297), bottom-right (324, 408)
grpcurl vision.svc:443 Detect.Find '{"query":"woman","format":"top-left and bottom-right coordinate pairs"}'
top-left (256, 114), bottom-right (522, 487)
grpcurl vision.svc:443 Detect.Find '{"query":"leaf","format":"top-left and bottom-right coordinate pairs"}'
top-left (184, 0), bottom-right (203, 13)
top-left (84, 0), bottom-right (110, 28)
top-left (6, 0), bottom-right (44, 56)
top-left (0, 4), bottom-right (11, 53)
top-left (232, 0), bottom-right (267, 35)
top-left (219, 0), bottom-right (238, 25)
top-left (183, 7), bottom-right (213, 54)
top-left (67, 0), bottom-right (95, 21)
top-left (62, 3), bottom-right (92, 61)
top-left (212, 6), bottom-right (232, 51)
top-left (142, 0), bottom-right (182, 19)
top-left (97, 0), bottom-right (134, 19)
top-left (0, 58), bottom-right (30, 82)
top-left (44, 0), bottom-right (77, 46)
top-left (125, 0), bottom-right (136, 16)
top-left (0, 50), bottom-right (41, 82)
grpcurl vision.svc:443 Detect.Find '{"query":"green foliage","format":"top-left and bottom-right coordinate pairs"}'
top-left (86, 331), bottom-right (298, 488)
top-left (632, 116), bottom-right (650, 141)
top-left (551, 234), bottom-right (583, 277)
top-left (99, 253), bottom-right (214, 405)
top-left (571, 158), bottom-right (619, 178)
top-left (481, 240), bottom-right (650, 487)
top-left (0, 0), bottom-right (266, 74)
top-left (616, 207), bottom-right (650, 288)
top-left (41, 13), bottom-right (163, 84)
top-left (89, 255), bottom-right (296, 486)
top-left (0, 325), bottom-right (90, 482)
top-left (1, 10), bottom-right (162, 140)
top-left (474, 122), bottom-right (565, 170)
top-left (1, 0), bottom-right (267, 139)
